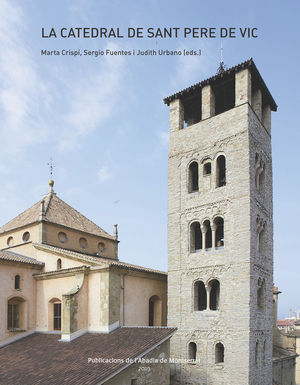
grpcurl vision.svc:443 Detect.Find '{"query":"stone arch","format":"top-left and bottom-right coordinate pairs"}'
top-left (194, 280), bottom-right (207, 311)
top-left (208, 279), bottom-right (220, 310)
top-left (188, 341), bottom-right (197, 361)
top-left (213, 216), bottom-right (224, 248)
top-left (215, 342), bottom-right (225, 363)
top-left (203, 219), bottom-right (212, 250)
top-left (215, 154), bottom-right (226, 187)
top-left (257, 278), bottom-right (265, 309)
top-left (148, 295), bottom-right (162, 326)
top-left (188, 161), bottom-right (199, 192)
top-left (201, 157), bottom-right (212, 176)
top-left (190, 221), bottom-right (202, 252)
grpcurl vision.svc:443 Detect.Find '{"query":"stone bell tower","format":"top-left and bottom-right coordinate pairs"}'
top-left (164, 58), bottom-right (277, 385)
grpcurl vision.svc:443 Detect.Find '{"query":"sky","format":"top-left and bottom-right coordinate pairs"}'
top-left (0, 0), bottom-right (299, 319)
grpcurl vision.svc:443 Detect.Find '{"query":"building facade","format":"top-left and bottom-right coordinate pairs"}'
top-left (165, 59), bottom-right (277, 385)
top-left (0, 182), bottom-right (167, 347)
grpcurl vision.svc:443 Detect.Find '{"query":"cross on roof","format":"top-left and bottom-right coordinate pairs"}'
top-left (47, 157), bottom-right (55, 179)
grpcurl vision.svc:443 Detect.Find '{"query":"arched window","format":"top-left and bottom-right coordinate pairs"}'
top-left (263, 340), bottom-right (266, 366)
top-left (188, 162), bottom-right (199, 192)
top-left (257, 279), bottom-right (265, 309)
top-left (209, 280), bottom-right (220, 310)
top-left (194, 281), bottom-right (207, 311)
top-left (255, 341), bottom-right (259, 365)
top-left (57, 259), bottom-right (62, 270)
top-left (216, 155), bottom-right (226, 187)
top-left (203, 220), bottom-right (212, 250)
top-left (214, 217), bottom-right (224, 248)
top-left (203, 162), bottom-right (211, 175)
top-left (190, 222), bottom-right (202, 252)
top-left (188, 342), bottom-right (197, 361)
top-left (14, 275), bottom-right (20, 290)
top-left (258, 228), bottom-right (265, 255)
top-left (215, 342), bottom-right (224, 363)
top-left (53, 302), bottom-right (62, 330)
top-left (7, 297), bottom-right (25, 330)
top-left (255, 153), bottom-right (265, 192)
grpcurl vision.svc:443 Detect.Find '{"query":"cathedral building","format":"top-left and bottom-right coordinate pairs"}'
top-left (0, 182), bottom-right (172, 385)
top-left (0, 58), bottom-right (298, 385)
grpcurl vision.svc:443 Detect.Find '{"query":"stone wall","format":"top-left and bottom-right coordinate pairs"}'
top-left (167, 67), bottom-right (274, 385)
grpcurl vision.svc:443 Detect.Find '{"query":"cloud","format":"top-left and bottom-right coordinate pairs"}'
top-left (97, 166), bottom-right (112, 183)
top-left (170, 40), bottom-right (216, 92)
top-left (0, 1), bottom-right (127, 172)
top-left (58, 43), bottom-right (126, 151)
top-left (0, 0), bottom-right (50, 160)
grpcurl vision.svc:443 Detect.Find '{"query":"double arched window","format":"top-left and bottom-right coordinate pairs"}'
top-left (190, 217), bottom-right (224, 253)
top-left (194, 279), bottom-right (220, 311)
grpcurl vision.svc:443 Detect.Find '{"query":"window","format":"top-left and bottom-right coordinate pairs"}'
top-left (7, 303), bottom-right (19, 329)
top-left (14, 275), bottom-right (20, 290)
top-left (57, 259), bottom-right (62, 270)
top-left (7, 297), bottom-right (24, 330)
top-left (255, 341), bottom-right (259, 365)
top-left (214, 217), bottom-right (224, 248)
top-left (188, 162), bottom-right (199, 192)
top-left (182, 93), bottom-right (202, 127)
top-left (58, 232), bottom-right (68, 243)
top-left (203, 220), bottom-right (212, 250)
top-left (194, 281), bottom-right (207, 311)
top-left (7, 236), bottom-right (14, 247)
top-left (190, 222), bottom-right (202, 252)
top-left (188, 342), bottom-right (197, 361)
top-left (263, 340), bottom-right (266, 365)
top-left (131, 380), bottom-right (137, 385)
top-left (22, 232), bottom-right (30, 242)
top-left (98, 242), bottom-right (105, 252)
top-left (53, 303), bottom-right (61, 330)
top-left (79, 237), bottom-right (88, 249)
top-left (209, 280), bottom-right (220, 311)
top-left (213, 76), bottom-right (235, 116)
top-left (148, 295), bottom-right (162, 326)
top-left (255, 153), bottom-right (265, 192)
top-left (257, 278), bottom-right (265, 309)
top-left (256, 216), bottom-right (266, 255)
top-left (216, 155), bottom-right (226, 187)
top-left (215, 343), bottom-right (224, 363)
top-left (203, 162), bottom-right (211, 175)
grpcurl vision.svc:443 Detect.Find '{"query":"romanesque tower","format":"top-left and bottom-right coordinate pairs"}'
top-left (164, 58), bottom-right (277, 385)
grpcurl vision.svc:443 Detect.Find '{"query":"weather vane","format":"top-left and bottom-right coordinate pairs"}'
top-left (217, 43), bottom-right (227, 74)
top-left (47, 157), bottom-right (55, 179)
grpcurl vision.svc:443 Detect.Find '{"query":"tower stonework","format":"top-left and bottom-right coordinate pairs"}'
top-left (164, 59), bottom-right (277, 385)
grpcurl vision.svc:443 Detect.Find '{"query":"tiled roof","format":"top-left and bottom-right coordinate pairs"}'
top-left (33, 243), bottom-right (167, 276)
top-left (277, 319), bottom-right (296, 327)
top-left (0, 191), bottom-right (113, 239)
top-left (0, 250), bottom-right (44, 267)
top-left (163, 58), bottom-right (277, 111)
top-left (0, 327), bottom-right (176, 385)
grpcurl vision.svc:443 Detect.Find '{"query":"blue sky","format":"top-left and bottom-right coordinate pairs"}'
top-left (0, 0), bottom-right (299, 319)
